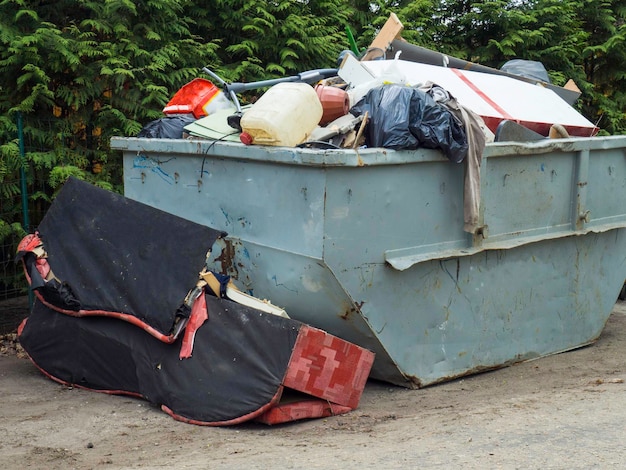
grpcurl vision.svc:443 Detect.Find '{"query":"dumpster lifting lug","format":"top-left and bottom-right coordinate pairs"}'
top-left (579, 210), bottom-right (591, 224)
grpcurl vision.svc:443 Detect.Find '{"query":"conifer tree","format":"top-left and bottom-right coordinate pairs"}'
top-left (209, 0), bottom-right (354, 99)
top-left (0, 0), bottom-right (223, 193)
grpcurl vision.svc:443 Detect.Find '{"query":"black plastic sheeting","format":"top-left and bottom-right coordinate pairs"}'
top-left (19, 296), bottom-right (301, 424)
top-left (500, 59), bottom-right (551, 84)
top-left (350, 84), bottom-right (468, 163)
top-left (32, 177), bottom-right (225, 338)
top-left (138, 114), bottom-right (197, 139)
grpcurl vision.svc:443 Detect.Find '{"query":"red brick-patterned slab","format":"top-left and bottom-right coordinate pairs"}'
top-left (255, 399), bottom-right (352, 425)
top-left (282, 325), bottom-right (375, 409)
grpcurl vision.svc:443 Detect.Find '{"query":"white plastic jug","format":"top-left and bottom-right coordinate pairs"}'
top-left (239, 82), bottom-right (323, 147)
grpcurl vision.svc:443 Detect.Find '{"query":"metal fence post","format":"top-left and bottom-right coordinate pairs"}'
top-left (17, 112), bottom-right (29, 231)
top-left (17, 111), bottom-right (33, 308)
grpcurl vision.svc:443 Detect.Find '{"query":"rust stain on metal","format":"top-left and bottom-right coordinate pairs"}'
top-left (339, 301), bottom-right (364, 320)
top-left (215, 238), bottom-right (238, 279)
top-left (406, 375), bottom-right (422, 389)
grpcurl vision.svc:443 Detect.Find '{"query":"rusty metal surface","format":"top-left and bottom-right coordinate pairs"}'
top-left (112, 135), bottom-right (626, 387)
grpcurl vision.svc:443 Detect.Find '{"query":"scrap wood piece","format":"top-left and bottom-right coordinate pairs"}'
top-left (201, 269), bottom-right (289, 318)
top-left (361, 13), bottom-right (404, 61)
top-left (352, 111), bottom-right (369, 149)
top-left (563, 79), bottom-right (581, 93)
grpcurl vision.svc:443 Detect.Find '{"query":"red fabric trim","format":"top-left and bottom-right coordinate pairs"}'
top-left (31, 289), bottom-right (177, 344)
top-left (17, 317), bottom-right (27, 336)
top-left (35, 258), bottom-right (51, 279)
top-left (160, 386), bottom-right (285, 426)
top-left (34, 366), bottom-right (144, 398)
top-left (179, 293), bottom-right (208, 359)
top-left (20, 256), bottom-right (177, 344)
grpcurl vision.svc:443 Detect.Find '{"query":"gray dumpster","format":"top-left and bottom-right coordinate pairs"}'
top-left (111, 135), bottom-right (626, 388)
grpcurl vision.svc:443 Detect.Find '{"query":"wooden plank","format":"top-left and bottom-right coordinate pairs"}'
top-left (361, 13), bottom-right (404, 61)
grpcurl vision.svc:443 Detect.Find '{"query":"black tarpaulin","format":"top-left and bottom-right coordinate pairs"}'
top-left (19, 296), bottom-right (301, 425)
top-left (31, 177), bottom-right (224, 339)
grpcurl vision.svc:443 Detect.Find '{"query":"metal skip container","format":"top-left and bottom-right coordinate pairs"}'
top-left (111, 135), bottom-right (626, 388)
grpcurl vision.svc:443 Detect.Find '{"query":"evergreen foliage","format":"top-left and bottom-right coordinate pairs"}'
top-left (579, 0), bottom-right (626, 133)
top-left (209, 0), bottom-right (353, 101)
top-left (0, 0), bottom-right (625, 228)
top-left (0, 0), bottom-right (223, 293)
top-left (0, 0), bottom-right (223, 195)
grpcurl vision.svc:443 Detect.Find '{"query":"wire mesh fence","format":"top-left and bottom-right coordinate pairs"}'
top-left (1, 112), bottom-right (113, 333)
top-left (0, 172), bottom-right (50, 334)
top-left (1, 112), bottom-right (62, 333)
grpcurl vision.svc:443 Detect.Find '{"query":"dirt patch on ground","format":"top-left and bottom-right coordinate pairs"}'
top-left (0, 295), bottom-right (29, 335)
top-left (1, 301), bottom-right (625, 469)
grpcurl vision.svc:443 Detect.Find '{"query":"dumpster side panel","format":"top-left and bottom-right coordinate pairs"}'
top-left (114, 136), bottom-right (626, 388)
top-left (319, 140), bottom-right (626, 385)
top-left (124, 152), bottom-right (327, 258)
top-left (330, 231), bottom-right (625, 386)
top-left (586, 148), bottom-right (626, 226)
top-left (481, 152), bottom-right (575, 238)
top-left (121, 143), bottom-right (409, 384)
top-left (322, 162), bottom-right (467, 269)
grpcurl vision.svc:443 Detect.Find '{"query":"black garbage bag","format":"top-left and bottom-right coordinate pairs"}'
top-left (351, 84), bottom-right (468, 163)
top-left (138, 114), bottom-right (196, 139)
